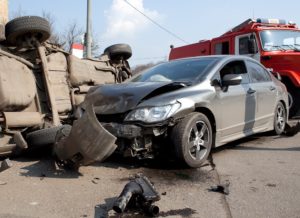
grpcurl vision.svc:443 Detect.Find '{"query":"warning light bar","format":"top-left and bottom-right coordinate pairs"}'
top-left (256, 18), bottom-right (286, 25)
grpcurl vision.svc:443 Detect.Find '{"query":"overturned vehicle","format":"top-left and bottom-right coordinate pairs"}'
top-left (0, 16), bottom-right (132, 157)
top-left (57, 55), bottom-right (288, 168)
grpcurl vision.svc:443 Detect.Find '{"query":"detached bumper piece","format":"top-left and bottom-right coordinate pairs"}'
top-left (113, 174), bottom-right (161, 217)
top-left (54, 104), bottom-right (117, 168)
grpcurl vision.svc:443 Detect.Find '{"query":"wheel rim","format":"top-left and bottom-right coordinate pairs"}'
top-left (188, 121), bottom-right (210, 161)
top-left (276, 104), bottom-right (285, 132)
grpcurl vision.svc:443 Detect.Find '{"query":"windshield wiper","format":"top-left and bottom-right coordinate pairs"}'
top-left (294, 44), bottom-right (300, 51)
top-left (270, 45), bottom-right (287, 51)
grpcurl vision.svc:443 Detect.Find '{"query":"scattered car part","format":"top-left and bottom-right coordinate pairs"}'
top-left (284, 121), bottom-right (300, 136)
top-left (113, 174), bottom-right (160, 217)
top-left (5, 16), bottom-right (51, 47)
top-left (0, 158), bottom-right (12, 172)
top-left (53, 104), bottom-right (117, 168)
top-left (208, 182), bottom-right (230, 195)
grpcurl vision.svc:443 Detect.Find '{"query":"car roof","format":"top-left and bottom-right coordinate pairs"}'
top-left (169, 55), bottom-right (257, 63)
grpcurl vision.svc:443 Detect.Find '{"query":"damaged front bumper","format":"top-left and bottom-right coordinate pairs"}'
top-left (101, 121), bottom-right (170, 159)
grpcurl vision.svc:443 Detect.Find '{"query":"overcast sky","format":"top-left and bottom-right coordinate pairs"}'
top-left (8, 0), bottom-right (300, 66)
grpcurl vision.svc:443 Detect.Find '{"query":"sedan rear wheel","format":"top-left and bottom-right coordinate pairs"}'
top-left (273, 102), bottom-right (286, 135)
top-left (171, 112), bottom-right (212, 168)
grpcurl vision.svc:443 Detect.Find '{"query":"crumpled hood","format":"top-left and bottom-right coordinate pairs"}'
top-left (84, 82), bottom-right (187, 114)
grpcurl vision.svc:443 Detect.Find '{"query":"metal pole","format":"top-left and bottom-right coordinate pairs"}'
top-left (86, 0), bottom-right (92, 58)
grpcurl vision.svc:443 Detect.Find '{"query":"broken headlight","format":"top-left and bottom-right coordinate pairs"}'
top-left (125, 103), bottom-right (180, 123)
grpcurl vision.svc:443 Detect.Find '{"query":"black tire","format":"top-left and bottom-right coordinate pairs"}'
top-left (26, 126), bottom-right (63, 148)
top-left (288, 87), bottom-right (300, 118)
top-left (5, 16), bottom-right (51, 46)
top-left (104, 43), bottom-right (132, 60)
top-left (273, 102), bottom-right (287, 135)
top-left (282, 79), bottom-right (300, 118)
top-left (170, 112), bottom-right (213, 168)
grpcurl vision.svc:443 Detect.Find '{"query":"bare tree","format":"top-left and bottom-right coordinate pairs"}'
top-left (41, 11), bottom-right (61, 45)
top-left (10, 6), bottom-right (27, 19)
top-left (62, 21), bottom-right (84, 53)
top-left (132, 61), bottom-right (163, 75)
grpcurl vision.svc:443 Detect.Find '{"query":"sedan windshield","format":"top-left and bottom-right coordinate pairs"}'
top-left (260, 30), bottom-right (300, 51)
top-left (129, 58), bottom-right (218, 83)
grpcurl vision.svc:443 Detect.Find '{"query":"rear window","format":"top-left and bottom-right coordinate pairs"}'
top-left (130, 58), bottom-right (219, 83)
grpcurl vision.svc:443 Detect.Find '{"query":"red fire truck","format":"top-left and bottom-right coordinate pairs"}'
top-left (169, 18), bottom-right (300, 118)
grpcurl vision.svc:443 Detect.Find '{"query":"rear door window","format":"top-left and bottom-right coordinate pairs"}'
top-left (246, 61), bottom-right (271, 83)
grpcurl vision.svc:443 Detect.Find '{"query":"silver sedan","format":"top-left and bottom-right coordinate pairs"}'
top-left (85, 55), bottom-right (289, 168)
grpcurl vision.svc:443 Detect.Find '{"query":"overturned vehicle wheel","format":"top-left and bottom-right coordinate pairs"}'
top-left (26, 126), bottom-right (67, 149)
top-left (171, 112), bottom-right (213, 168)
top-left (5, 16), bottom-right (51, 47)
top-left (104, 43), bottom-right (132, 60)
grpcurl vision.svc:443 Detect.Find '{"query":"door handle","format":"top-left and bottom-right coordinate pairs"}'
top-left (247, 89), bottom-right (256, 94)
top-left (269, 86), bottom-right (276, 91)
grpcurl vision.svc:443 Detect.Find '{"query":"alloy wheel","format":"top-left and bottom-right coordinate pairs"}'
top-left (188, 121), bottom-right (210, 161)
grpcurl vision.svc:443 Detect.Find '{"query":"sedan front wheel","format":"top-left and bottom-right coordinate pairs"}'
top-left (171, 112), bottom-right (213, 168)
top-left (273, 102), bottom-right (286, 135)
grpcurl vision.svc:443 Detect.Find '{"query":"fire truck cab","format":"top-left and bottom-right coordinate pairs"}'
top-left (169, 18), bottom-right (300, 118)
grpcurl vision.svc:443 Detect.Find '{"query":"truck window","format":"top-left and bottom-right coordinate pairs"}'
top-left (215, 41), bottom-right (229, 54)
top-left (239, 36), bottom-right (250, 54)
top-left (247, 61), bottom-right (271, 83)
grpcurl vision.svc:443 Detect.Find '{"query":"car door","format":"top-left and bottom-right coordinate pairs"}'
top-left (246, 60), bottom-right (277, 128)
top-left (214, 60), bottom-right (256, 142)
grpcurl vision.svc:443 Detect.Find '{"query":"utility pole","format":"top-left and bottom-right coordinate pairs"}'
top-left (86, 0), bottom-right (92, 59)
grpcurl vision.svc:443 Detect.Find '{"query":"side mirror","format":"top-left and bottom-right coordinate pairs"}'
top-left (222, 74), bottom-right (242, 86)
top-left (248, 35), bottom-right (258, 54)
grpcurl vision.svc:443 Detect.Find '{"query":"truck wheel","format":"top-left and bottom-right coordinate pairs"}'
top-left (289, 87), bottom-right (300, 118)
top-left (5, 16), bottom-right (51, 46)
top-left (26, 126), bottom-right (64, 148)
top-left (104, 43), bottom-right (132, 60)
top-left (282, 79), bottom-right (300, 118)
top-left (170, 112), bottom-right (213, 168)
top-left (273, 102), bottom-right (286, 135)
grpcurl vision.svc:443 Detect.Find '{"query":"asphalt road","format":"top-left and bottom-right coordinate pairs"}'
top-left (0, 131), bottom-right (299, 218)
